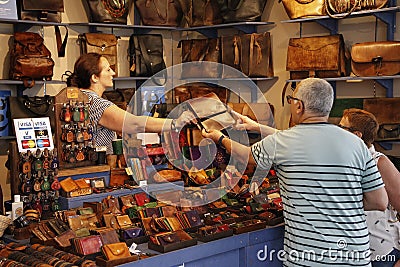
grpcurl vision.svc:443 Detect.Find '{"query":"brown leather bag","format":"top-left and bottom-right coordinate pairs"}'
top-left (326, 0), bottom-right (388, 15)
top-left (221, 32), bottom-right (274, 78)
top-left (280, 0), bottom-right (326, 19)
top-left (286, 34), bottom-right (348, 79)
top-left (83, 0), bottom-right (129, 24)
top-left (135, 0), bottom-right (183, 27)
top-left (217, 0), bottom-right (268, 22)
top-left (78, 33), bottom-right (119, 76)
top-left (179, 38), bottom-right (222, 78)
top-left (9, 32), bottom-right (55, 88)
top-left (177, 0), bottom-right (222, 27)
top-left (17, 0), bottom-right (64, 22)
top-left (351, 41), bottom-right (400, 77)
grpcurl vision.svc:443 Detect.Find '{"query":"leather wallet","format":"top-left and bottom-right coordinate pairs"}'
top-left (102, 242), bottom-right (131, 260)
top-left (184, 210), bottom-right (203, 228)
top-left (54, 229), bottom-right (76, 248)
top-left (134, 192), bottom-right (150, 206)
top-left (116, 215), bottom-right (132, 228)
top-left (77, 207), bottom-right (94, 215)
top-left (97, 228), bottom-right (120, 245)
top-left (155, 232), bottom-right (180, 246)
top-left (74, 235), bottom-right (103, 255)
top-left (121, 227), bottom-right (143, 239)
top-left (60, 177), bottom-right (79, 192)
top-left (120, 195), bottom-right (136, 207)
top-left (103, 214), bottom-right (119, 229)
top-left (161, 206), bottom-right (177, 217)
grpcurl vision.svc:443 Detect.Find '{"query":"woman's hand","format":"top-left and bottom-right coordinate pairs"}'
top-left (232, 110), bottom-right (258, 131)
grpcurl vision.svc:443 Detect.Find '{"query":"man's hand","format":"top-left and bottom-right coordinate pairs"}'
top-left (201, 129), bottom-right (223, 143)
top-left (231, 110), bottom-right (258, 132)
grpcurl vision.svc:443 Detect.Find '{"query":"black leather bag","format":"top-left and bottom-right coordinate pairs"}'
top-left (8, 95), bottom-right (55, 134)
top-left (128, 34), bottom-right (166, 77)
top-left (83, 0), bottom-right (130, 24)
top-left (17, 0), bottom-right (64, 22)
top-left (217, 0), bottom-right (268, 23)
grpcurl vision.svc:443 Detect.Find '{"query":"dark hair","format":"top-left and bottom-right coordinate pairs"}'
top-left (66, 53), bottom-right (103, 89)
top-left (342, 108), bottom-right (378, 147)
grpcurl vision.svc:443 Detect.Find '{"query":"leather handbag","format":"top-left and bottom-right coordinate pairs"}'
top-left (286, 34), bottom-right (348, 79)
top-left (8, 95), bottom-right (55, 133)
top-left (135, 0), bottom-right (183, 26)
top-left (326, 0), bottom-right (388, 15)
top-left (351, 41), bottom-right (400, 77)
top-left (128, 34), bottom-right (166, 77)
top-left (78, 33), bottom-right (119, 76)
top-left (280, 0), bottom-right (326, 19)
top-left (17, 0), bottom-right (64, 22)
top-left (83, 0), bottom-right (129, 24)
top-left (102, 242), bottom-right (131, 260)
top-left (9, 32), bottom-right (55, 88)
top-left (179, 38), bottom-right (222, 78)
top-left (217, 0), bottom-right (268, 22)
top-left (221, 32), bottom-right (273, 78)
top-left (177, 0), bottom-right (222, 27)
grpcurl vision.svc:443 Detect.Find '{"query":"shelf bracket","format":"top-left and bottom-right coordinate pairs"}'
top-left (373, 12), bottom-right (396, 41)
top-left (375, 78), bottom-right (393, 97)
top-left (314, 19), bottom-right (338, 35)
top-left (233, 24), bottom-right (258, 34)
top-left (195, 29), bottom-right (218, 38)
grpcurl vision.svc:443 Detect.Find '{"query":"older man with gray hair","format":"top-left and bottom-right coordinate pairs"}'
top-left (203, 78), bottom-right (388, 266)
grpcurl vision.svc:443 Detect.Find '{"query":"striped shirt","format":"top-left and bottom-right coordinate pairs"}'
top-left (251, 123), bottom-right (384, 267)
top-left (81, 89), bottom-right (115, 154)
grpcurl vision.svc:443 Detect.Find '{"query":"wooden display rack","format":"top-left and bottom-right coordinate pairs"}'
top-left (54, 87), bottom-right (95, 169)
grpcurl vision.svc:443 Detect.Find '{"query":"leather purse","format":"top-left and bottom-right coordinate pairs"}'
top-left (17, 0), bottom-right (64, 22)
top-left (83, 0), bottom-right (129, 24)
top-left (103, 213), bottom-right (119, 229)
top-left (78, 33), bottom-right (119, 76)
top-left (217, 0), bottom-right (268, 22)
top-left (116, 215), bottom-right (133, 228)
top-left (179, 38), bottom-right (222, 78)
top-left (154, 232), bottom-right (180, 246)
top-left (280, 0), bottom-right (326, 19)
top-left (128, 34), bottom-right (166, 77)
top-left (97, 228), bottom-right (120, 245)
top-left (221, 32), bottom-right (273, 78)
top-left (102, 242), bottom-right (131, 260)
top-left (326, 0), bottom-right (388, 15)
top-left (8, 95), bottom-right (55, 133)
top-left (177, 0), bottom-right (222, 27)
top-left (134, 192), bottom-right (150, 206)
top-left (121, 227), bottom-right (144, 239)
top-left (377, 124), bottom-right (400, 140)
top-left (286, 34), bottom-right (348, 79)
top-left (135, 0), bottom-right (183, 26)
top-left (351, 41), bottom-right (400, 77)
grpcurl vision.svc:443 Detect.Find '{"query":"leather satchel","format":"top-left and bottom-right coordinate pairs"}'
top-left (78, 33), bottom-right (119, 76)
top-left (217, 0), bottom-right (268, 22)
top-left (128, 34), bottom-right (166, 77)
top-left (327, 0), bottom-right (388, 15)
top-left (17, 0), bottom-right (64, 22)
top-left (280, 0), bottom-right (326, 19)
top-left (222, 32), bottom-right (273, 78)
top-left (177, 0), bottom-right (222, 27)
top-left (135, 0), bottom-right (183, 27)
top-left (83, 0), bottom-right (129, 24)
top-left (179, 38), bottom-right (222, 78)
top-left (9, 32), bottom-right (55, 87)
top-left (351, 41), bottom-right (400, 77)
top-left (102, 242), bottom-right (131, 260)
top-left (286, 34), bottom-right (348, 79)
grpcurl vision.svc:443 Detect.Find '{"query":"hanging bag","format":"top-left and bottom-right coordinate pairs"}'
top-left (279, 0), bottom-right (326, 20)
top-left (17, 0), bottom-right (64, 22)
top-left (134, 0), bottom-right (183, 27)
top-left (217, 0), bottom-right (268, 23)
top-left (83, 0), bottom-right (130, 24)
top-left (177, 0), bottom-right (222, 27)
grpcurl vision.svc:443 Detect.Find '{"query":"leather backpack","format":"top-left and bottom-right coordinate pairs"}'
top-left (9, 32), bottom-right (55, 88)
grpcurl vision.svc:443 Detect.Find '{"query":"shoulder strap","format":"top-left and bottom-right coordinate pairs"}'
top-left (55, 26), bottom-right (68, 57)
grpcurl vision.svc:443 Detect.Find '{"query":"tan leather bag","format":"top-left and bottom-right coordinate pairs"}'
top-left (327, 0), bottom-right (388, 14)
top-left (351, 41), bottom-right (400, 77)
top-left (280, 0), bottom-right (326, 19)
top-left (78, 33), bottom-right (119, 76)
top-left (286, 34), bottom-right (348, 79)
top-left (102, 242), bottom-right (131, 260)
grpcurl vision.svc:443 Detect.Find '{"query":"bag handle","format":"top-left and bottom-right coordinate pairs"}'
top-left (325, 0), bottom-right (361, 19)
top-left (55, 26), bottom-right (68, 57)
top-left (227, 0), bottom-right (245, 11)
top-left (20, 95), bottom-right (53, 116)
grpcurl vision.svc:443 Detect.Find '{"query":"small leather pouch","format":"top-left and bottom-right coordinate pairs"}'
top-left (54, 229), bottom-right (76, 248)
top-left (77, 207), bottom-right (94, 215)
top-left (183, 210), bottom-right (203, 228)
top-left (102, 242), bottom-right (131, 260)
top-left (120, 195), bottom-right (136, 207)
top-left (103, 214), bottom-right (119, 229)
top-left (121, 227), bottom-right (143, 239)
top-left (161, 206), bottom-right (177, 217)
top-left (75, 227), bottom-right (90, 237)
top-left (97, 228), bottom-right (120, 245)
top-left (116, 215), bottom-right (132, 228)
top-left (155, 232), bottom-right (180, 246)
top-left (134, 192), bottom-right (150, 206)
top-left (74, 235), bottom-right (103, 255)
top-left (80, 214), bottom-right (99, 229)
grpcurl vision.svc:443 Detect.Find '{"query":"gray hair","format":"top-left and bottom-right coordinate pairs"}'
top-left (296, 78), bottom-right (334, 116)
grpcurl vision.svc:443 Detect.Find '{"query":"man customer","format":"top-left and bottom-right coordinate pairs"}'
top-left (202, 78), bottom-right (388, 266)
top-left (340, 108), bottom-right (400, 267)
